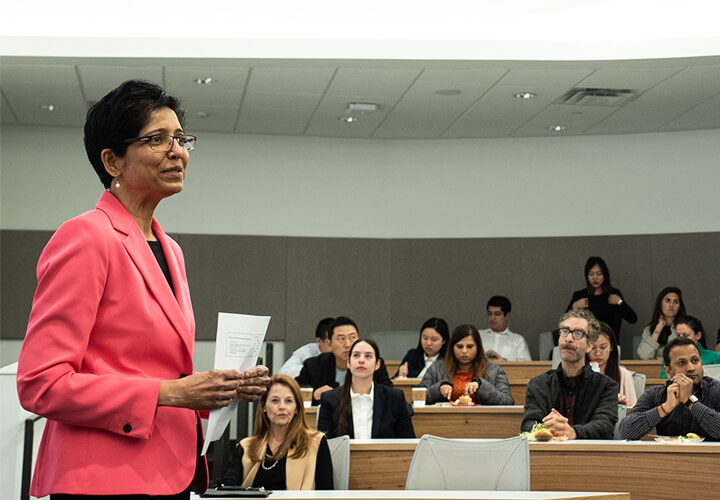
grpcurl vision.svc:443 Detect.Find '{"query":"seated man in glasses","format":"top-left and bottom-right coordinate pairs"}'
top-left (521, 309), bottom-right (618, 439)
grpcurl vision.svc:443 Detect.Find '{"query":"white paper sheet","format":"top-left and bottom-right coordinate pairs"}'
top-left (201, 312), bottom-right (270, 455)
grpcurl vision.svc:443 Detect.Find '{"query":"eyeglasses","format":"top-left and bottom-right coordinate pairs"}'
top-left (558, 328), bottom-right (587, 340)
top-left (122, 134), bottom-right (197, 152)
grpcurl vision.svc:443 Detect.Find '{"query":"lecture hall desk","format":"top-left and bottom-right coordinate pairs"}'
top-left (387, 360), bottom-right (663, 406)
top-left (305, 405), bottom-right (524, 439)
top-left (203, 491), bottom-right (630, 500)
top-left (346, 439), bottom-right (720, 500)
top-left (386, 360), bottom-right (662, 381)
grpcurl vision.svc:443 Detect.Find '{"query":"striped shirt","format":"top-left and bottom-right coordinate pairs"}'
top-left (619, 376), bottom-right (720, 441)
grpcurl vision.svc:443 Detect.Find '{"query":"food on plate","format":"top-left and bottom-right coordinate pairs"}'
top-left (534, 428), bottom-right (554, 441)
top-left (652, 433), bottom-right (704, 443)
top-left (457, 395), bottom-right (473, 405)
top-left (522, 423), bottom-right (557, 442)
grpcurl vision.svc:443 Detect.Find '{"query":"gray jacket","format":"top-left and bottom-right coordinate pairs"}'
top-left (420, 360), bottom-right (514, 405)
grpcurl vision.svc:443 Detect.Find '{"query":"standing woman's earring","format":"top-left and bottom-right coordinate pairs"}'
top-left (115, 177), bottom-right (120, 189)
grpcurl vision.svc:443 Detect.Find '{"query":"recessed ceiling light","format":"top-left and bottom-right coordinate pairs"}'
top-left (548, 125), bottom-right (565, 132)
top-left (435, 89), bottom-right (462, 96)
top-left (40, 104), bottom-right (56, 111)
top-left (196, 111), bottom-right (210, 119)
top-left (339, 116), bottom-right (358, 123)
top-left (514, 92), bottom-right (537, 100)
top-left (194, 77), bottom-right (216, 85)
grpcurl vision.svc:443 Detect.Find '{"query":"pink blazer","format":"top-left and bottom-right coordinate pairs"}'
top-left (17, 191), bottom-right (205, 496)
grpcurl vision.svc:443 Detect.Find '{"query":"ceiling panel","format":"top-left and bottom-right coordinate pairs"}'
top-left (3, 56), bottom-right (720, 139)
top-left (78, 65), bottom-right (164, 101)
top-left (165, 66), bottom-right (248, 102)
top-left (306, 109), bottom-right (385, 138)
top-left (183, 104), bottom-right (239, 133)
top-left (576, 66), bottom-right (684, 90)
top-left (496, 67), bottom-right (593, 87)
top-left (587, 105), bottom-right (691, 134)
top-left (650, 65), bottom-right (720, 95)
top-left (10, 96), bottom-right (86, 126)
top-left (325, 67), bottom-right (422, 98)
top-left (246, 67), bottom-right (335, 94)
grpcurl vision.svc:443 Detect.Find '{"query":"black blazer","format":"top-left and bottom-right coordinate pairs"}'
top-left (295, 352), bottom-right (392, 405)
top-left (395, 348), bottom-right (426, 378)
top-left (317, 384), bottom-right (415, 438)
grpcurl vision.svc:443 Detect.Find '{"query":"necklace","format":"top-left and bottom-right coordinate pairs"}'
top-left (261, 448), bottom-right (279, 471)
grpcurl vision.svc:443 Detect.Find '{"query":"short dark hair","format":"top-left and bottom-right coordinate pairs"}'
top-left (314, 317), bottom-right (334, 341)
top-left (663, 336), bottom-right (700, 367)
top-left (487, 295), bottom-right (511, 314)
top-left (84, 80), bottom-right (186, 188)
top-left (328, 316), bottom-right (358, 340)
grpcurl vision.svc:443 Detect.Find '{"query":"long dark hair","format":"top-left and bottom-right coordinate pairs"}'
top-left (598, 322), bottom-right (621, 385)
top-left (584, 256), bottom-right (613, 294)
top-left (443, 324), bottom-right (487, 380)
top-left (409, 317), bottom-right (449, 367)
top-left (649, 286), bottom-right (686, 346)
top-left (675, 315), bottom-right (707, 349)
top-left (333, 338), bottom-right (380, 436)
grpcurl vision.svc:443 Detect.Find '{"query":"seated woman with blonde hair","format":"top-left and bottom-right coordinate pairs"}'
top-left (421, 324), bottom-right (514, 405)
top-left (222, 374), bottom-right (333, 489)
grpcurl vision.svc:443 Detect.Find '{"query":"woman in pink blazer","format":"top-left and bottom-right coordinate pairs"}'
top-left (16, 80), bottom-right (269, 500)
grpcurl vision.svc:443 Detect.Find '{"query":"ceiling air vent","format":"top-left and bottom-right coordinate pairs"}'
top-left (558, 88), bottom-right (637, 106)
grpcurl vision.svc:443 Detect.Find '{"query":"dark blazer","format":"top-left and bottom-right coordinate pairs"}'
top-left (317, 384), bottom-right (415, 438)
top-left (295, 352), bottom-right (393, 405)
top-left (396, 348), bottom-right (425, 378)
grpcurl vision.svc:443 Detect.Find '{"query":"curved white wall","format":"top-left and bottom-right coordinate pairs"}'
top-left (3, 2), bottom-right (720, 60)
top-left (2, 126), bottom-right (719, 237)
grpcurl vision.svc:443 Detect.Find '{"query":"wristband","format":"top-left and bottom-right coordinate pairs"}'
top-left (659, 403), bottom-right (668, 416)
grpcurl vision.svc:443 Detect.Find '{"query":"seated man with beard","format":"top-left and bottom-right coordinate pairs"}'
top-left (521, 309), bottom-right (618, 440)
top-left (620, 337), bottom-right (720, 441)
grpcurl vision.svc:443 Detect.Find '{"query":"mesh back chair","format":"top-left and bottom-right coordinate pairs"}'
top-left (614, 404), bottom-right (627, 439)
top-left (551, 346), bottom-right (561, 369)
top-left (632, 335), bottom-right (642, 359)
top-left (632, 372), bottom-right (646, 398)
top-left (703, 364), bottom-right (720, 381)
top-left (538, 331), bottom-right (554, 361)
top-left (405, 435), bottom-right (530, 491)
top-left (326, 435), bottom-right (350, 489)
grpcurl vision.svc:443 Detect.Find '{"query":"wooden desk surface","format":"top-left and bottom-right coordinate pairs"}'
top-left (346, 439), bottom-right (720, 500)
top-left (305, 405), bottom-right (525, 439)
top-left (386, 360), bottom-right (663, 405)
top-left (215, 491), bottom-right (630, 500)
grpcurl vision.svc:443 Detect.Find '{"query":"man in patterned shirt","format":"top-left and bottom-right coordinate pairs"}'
top-left (620, 336), bottom-right (720, 440)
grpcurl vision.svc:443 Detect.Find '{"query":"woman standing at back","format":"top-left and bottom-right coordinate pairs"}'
top-left (566, 256), bottom-right (637, 343)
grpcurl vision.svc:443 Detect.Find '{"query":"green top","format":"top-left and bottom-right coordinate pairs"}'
top-left (660, 343), bottom-right (720, 379)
